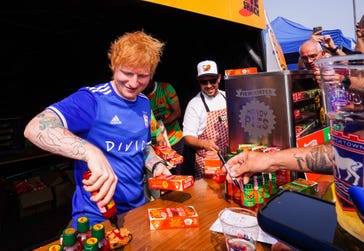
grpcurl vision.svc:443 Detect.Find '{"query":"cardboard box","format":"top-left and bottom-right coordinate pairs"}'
top-left (18, 187), bottom-right (54, 217)
top-left (148, 175), bottom-right (194, 191)
top-left (224, 67), bottom-right (258, 76)
top-left (154, 145), bottom-right (176, 160)
top-left (14, 176), bottom-right (54, 217)
top-left (169, 154), bottom-right (184, 166)
top-left (148, 206), bottom-right (199, 230)
top-left (279, 178), bottom-right (318, 195)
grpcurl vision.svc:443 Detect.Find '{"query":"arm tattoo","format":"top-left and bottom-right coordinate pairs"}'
top-left (144, 145), bottom-right (162, 171)
top-left (305, 144), bottom-right (334, 174)
top-left (293, 154), bottom-right (305, 171)
top-left (35, 111), bottom-right (87, 159)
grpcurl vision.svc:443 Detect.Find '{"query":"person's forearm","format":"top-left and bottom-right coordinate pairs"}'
top-left (144, 144), bottom-right (164, 171)
top-left (264, 143), bottom-right (334, 174)
top-left (163, 102), bottom-right (181, 125)
top-left (184, 135), bottom-right (204, 150)
top-left (24, 109), bottom-right (90, 161)
top-left (163, 111), bottom-right (180, 125)
top-left (349, 76), bottom-right (364, 94)
top-left (355, 38), bottom-right (364, 53)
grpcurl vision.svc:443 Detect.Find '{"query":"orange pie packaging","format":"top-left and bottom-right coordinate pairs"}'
top-left (154, 145), bottom-right (177, 160)
top-left (203, 151), bottom-right (222, 175)
top-left (279, 178), bottom-right (318, 195)
top-left (169, 154), bottom-right (184, 166)
top-left (148, 175), bottom-right (194, 191)
top-left (224, 67), bottom-right (258, 76)
top-left (148, 206), bottom-right (199, 230)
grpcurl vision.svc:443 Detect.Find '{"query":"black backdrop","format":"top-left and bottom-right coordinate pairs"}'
top-left (1, 0), bottom-right (265, 125)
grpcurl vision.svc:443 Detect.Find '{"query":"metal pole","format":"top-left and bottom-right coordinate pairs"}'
top-left (353, 0), bottom-right (357, 40)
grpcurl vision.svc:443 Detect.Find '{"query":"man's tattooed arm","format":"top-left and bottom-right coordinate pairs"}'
top-left (294, 143), bottom-right (334, 174)
top-left (24, 109), bottom-right (88, 161)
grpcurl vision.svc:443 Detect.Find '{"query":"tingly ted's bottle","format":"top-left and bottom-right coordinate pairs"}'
top-left (61, 227), bottom-right (82, 251)
top-left (83, 170), bottom-right (119, 229)
top-left (48, 244), bottom-right (63, 251)
top-left (76, 216), bottom-right (92, 248)
top-left (83, 237), bottom-right (99, 251)
top-left (92, 223), bottom-right (111, 251)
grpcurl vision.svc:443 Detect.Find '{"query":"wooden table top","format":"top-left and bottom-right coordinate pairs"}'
top-left (34, 178), bottom-right (271, 251)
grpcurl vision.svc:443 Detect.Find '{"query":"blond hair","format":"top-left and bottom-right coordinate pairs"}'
top-left (108, 31), bottom-right (165, 77)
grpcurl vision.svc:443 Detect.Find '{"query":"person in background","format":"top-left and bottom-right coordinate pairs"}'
top-left (355, 22), bottom-right (364, 54)
top-left (310, 31), bottom-right (346, 57)
top-left (298, 39), bottom-right (344, 85)
top-left (182, 60), bottom-right (228, 180)
top-left (143, 80), bottom-right (184, 174)
top-left (297, 39), bottom-right (327, 71)
top-left (23, 31), bottom-right (171, 227)
top-left (298, 39), bottom-right (364, 92)
top-left (297, 29), bottom-right (346, 71)
top-left (150, 110), bottom-right (167, 146)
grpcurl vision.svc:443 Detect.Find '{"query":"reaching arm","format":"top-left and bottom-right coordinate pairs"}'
top-left (144, 145), bottom-right (171, 177)
top-left (184, 135), bottom-right (219, 152)
top-left (225, 143), bottom-right (334, 184)
top-left (23, 109), bottom-right (117, 207)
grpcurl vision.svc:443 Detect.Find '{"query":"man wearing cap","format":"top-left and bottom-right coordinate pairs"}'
top-left (182, 60), bottom-right (229, 180)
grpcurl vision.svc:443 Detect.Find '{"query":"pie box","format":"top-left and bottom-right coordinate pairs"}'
top-left (148, 175), bottom-right (194, 191)
top-left (169, 153), bottom-right (184, 166)
top-left (148, 206), bottom-right (199, 230)
top-left (224, 67), bottom-right (258, 76)
top-left (203, 157), bottom-right (221, 167)
top-left (279, 178), bottom-right (318, 195)
top-left (154, 145), bottom-right (176, 160)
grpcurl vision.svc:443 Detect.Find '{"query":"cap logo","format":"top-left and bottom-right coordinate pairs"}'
top-left (203, 64), bottom-right (211, 72)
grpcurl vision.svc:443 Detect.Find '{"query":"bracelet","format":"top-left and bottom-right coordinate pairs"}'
top-left (152, 160), bottom-right (164, 174)
top-left (330, 45), bottom-right (343, 53)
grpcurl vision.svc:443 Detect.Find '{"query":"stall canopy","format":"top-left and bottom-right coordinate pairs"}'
top-left (266, 16), bottom-right (356, 70)
top-left (143, 0), bottom-right (266, 29)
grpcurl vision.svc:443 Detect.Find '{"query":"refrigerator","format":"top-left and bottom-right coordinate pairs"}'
top-left (224, 70), bottom-right (327, 153)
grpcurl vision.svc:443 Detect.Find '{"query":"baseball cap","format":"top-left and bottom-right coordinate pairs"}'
top-left (197, 60), bottom-right (218, 78)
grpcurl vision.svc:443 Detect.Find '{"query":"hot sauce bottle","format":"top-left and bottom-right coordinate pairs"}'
top-left (83, 237), bottom-right (99, 251)
top-left (83, 171), bottom-right (119, 229)
top-left (61, 227), bottom-right (82, 251)
top-left (76, 216), bottom-right (92, 248)
top-left (92, 223), bottom-right (111, 251)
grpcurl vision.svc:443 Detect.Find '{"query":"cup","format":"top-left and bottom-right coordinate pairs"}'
top-left (219, 207), bottom-right (259, 251)
top-left (316, 54), bottom-right (364, 242)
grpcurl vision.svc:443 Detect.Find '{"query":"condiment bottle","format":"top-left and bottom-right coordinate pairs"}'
top-left (262, 173), bottom-right (271, 202)
top-left (76, 216), bottom-right (92, 248)
top-left (254, 174), bottom-right (264, 210)
top-left (61, 227), bottom-right (82, 251)
top-left (83, 170), bottom-right (119, 229)
top-left (92, 223), bottom-right (111, 251)
top-left (83, 237), bottom-right (99, 251)
top-left (242, 177), bottom-right (256, 212)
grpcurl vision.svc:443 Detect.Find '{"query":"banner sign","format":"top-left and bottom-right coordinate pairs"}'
top-left (143, 0), bottom-right (266, 29)
top-left (264, 10), bottom-right (287, 71)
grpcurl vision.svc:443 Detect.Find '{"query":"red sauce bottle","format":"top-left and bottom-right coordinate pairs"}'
top-left (83, 171), bottom-right (119, 228)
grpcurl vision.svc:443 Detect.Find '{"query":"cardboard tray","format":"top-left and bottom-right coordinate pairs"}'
top-left (257, 190), bottom-right (342, 251)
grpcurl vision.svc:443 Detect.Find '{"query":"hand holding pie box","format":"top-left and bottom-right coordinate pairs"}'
top-left (148, 175), bottom-right (194, 191)
top-left (153, 145), bottom-right (184, 166)
top-left (148, 206), bottom-right (199, 230)
top-left (203, 151), bottom-right (222, 175)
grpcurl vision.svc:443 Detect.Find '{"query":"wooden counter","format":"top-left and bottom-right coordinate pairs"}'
top-left (34, 178), bottom-right (271, 251)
